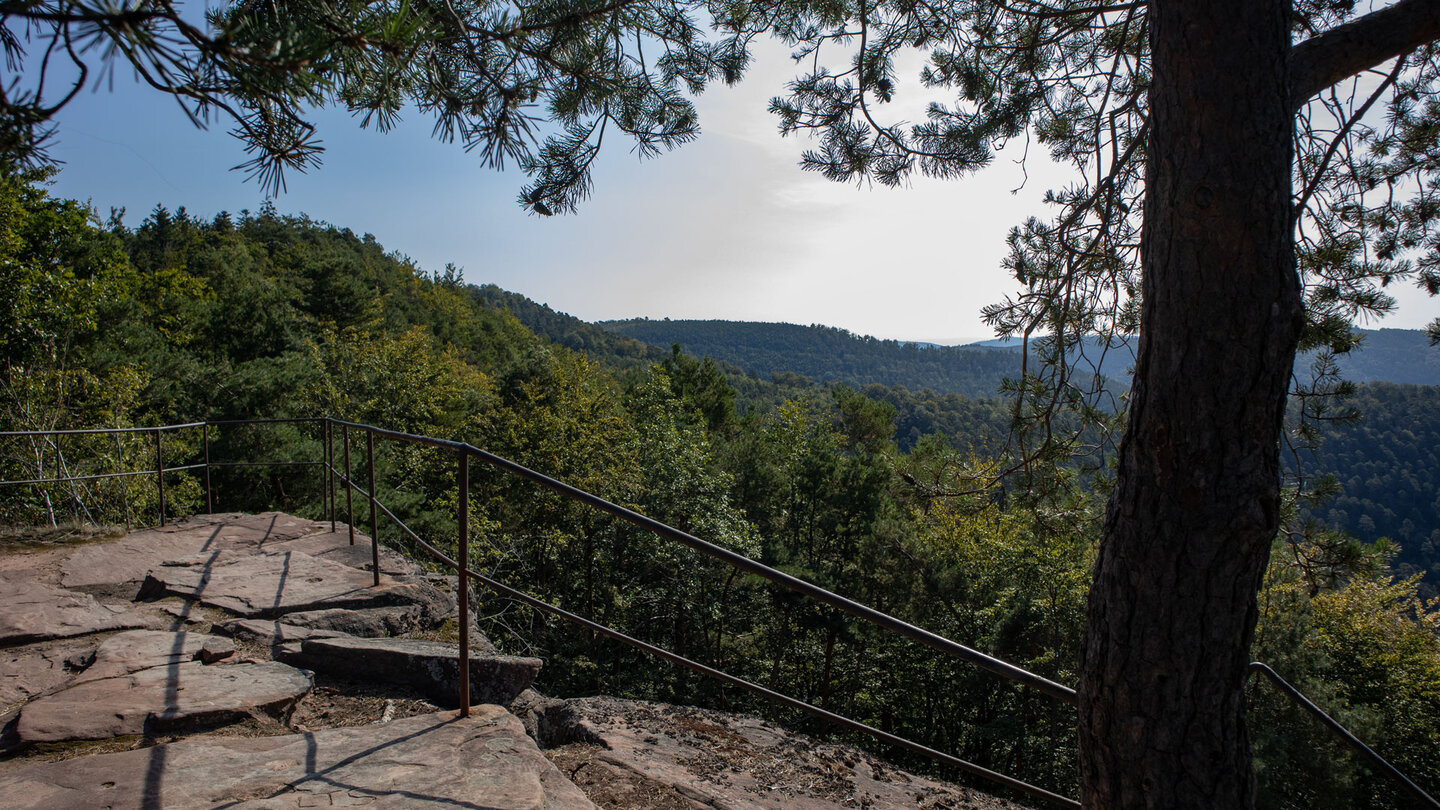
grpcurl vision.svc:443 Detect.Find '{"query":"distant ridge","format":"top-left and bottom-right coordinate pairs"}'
top-left (471, 285), bottom-right (667, 370)
top-left (466, 293), bottom-right (1438, 394)
top-left (1323, 328), bottom-right (1440, 385)
top-left (847, 326), bottom-right (1440, 390)
top-left (599, 318), bottom-right (1024, 398)
top-left (966, 328), bottom-right (1440, 387)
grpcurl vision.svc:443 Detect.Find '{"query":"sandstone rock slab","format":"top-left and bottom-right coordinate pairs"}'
top-left (158, 602), bottom-right (210, 625)
top-left (0, 574), bottom-right (147, 646)
top-left (61, 513), bottom-right (325, 590)
top-left (277, 605), bottom-right (427, 637)
top-left (262, 529), bottom-right (425, 577)
top-left (16, 661), bottom-right (312, 743)
top-left (540, 697), bottom-right (1024, 810)
top-left (277, 636), bottom-right (540, 708)
top-left (0, 640), bottom-right (93, 715)
top-left (0, 705), bottom-right (598, 809)
top-left (74, 630), bottom-right (235, 683)
top-left (213, 618), bottom-right (348, 646)
top-left (136, 550), bottom-right (452, 623)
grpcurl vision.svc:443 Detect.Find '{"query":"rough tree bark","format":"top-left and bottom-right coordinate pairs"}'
top-left (1077, 1), bottom-right (1303, 807)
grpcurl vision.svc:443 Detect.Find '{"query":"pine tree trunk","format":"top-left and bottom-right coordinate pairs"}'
top-left (1077, 1), bottom-right (1303, 807)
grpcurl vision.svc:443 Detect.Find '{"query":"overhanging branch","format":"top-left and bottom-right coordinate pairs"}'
top-left (1288, 0), bottom-right (1440, 110)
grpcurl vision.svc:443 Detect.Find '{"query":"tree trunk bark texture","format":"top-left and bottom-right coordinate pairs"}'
top-left (1078, 1), bottom-right (1303, 808)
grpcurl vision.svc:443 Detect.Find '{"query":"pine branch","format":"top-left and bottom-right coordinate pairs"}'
top-left (1288, 0), bottom-right (1440, 110)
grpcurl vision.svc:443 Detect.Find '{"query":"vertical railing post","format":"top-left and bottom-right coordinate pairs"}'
top-left (316, 417), bottom-right (325, 518)
top-left (326, 420), bottom-right (335, 532)
top-left (457, 449), bottom-right (470, 717)
top-left (203, 423), bottom-right (213, 514)
top-left (48, 434), bottom-right (61, 527)
top-left (344, 425), bottom-right (354, 545)
top-left (154, 429), bottom-right (166, 527)
top-left (367, 430), bottom-right (379, 588)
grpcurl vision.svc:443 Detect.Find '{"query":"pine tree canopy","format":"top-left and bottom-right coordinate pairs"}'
top-left (1, 0), bottom-right (751, 206)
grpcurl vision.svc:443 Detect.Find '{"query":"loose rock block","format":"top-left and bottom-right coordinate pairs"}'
top-left (277, 636), bottom-right (540, 708)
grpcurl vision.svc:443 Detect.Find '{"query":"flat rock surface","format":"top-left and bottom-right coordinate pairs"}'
top-left (137, 550), bottom-right (450, 621)
top-left (542, 698), bottom-right (1025, 810)
top-left (261, 530), bottom-right (425, 577)
top-left (0, 573), bottom-right (147, 646)
top-left (280, 636), bottom-right (540, 707)
top-left (0, 640), bottom-right (93, 715)
top-left (61, 513), bottom-right (325, 590)
top-left (74, 629), bottom-right (235, 682)
top-left (16, 661), bottom-right (312, 743)
top-left (0, 705), bottom-right (598, 809)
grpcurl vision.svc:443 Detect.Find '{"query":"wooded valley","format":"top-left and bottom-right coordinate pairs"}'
top-left (2, 173), bottom-right (1437, 808)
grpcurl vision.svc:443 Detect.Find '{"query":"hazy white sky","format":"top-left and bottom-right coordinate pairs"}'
top-left (42, 40), bottom-right (1436, 345)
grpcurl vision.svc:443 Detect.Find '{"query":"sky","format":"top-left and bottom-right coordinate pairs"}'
top-left (38, 40), bottom-right (1437, 346)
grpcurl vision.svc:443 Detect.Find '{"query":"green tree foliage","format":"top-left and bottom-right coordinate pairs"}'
top-left (472, 284), bottom-right (666, 370)
top-left (1293, 382), bottom-right (1440, 599)
top-left (4, 175), bottom-right (1438, 807)
top-left (899, 486), bottom-right (1093, 793)
top-left (1253, 545), bottom-right (1440, 809)
top-left (0, 173), bottom-right (173, 525)
top-left (0, 175), bottom-right (543, 523)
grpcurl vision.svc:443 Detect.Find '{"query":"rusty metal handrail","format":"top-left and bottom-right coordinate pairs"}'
top-left (328, 418), bottom-right (1077, 703)
top-left (321, 417), bottom-right (1440, 809)
top-left (1, 419), bottom-right (324, 525)
top-left (1248, 662), bottom-right (1440, 810)
top-left (349, 478), bottom-right (1078, 807)
top-left (319, 417), bottom-right (1079, 806)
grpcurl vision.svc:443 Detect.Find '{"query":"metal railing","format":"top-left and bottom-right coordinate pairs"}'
top-left (1248, 662), bottom-right (1438, 810)
top-left (325, 418), bottom-right (1078, 807)
top-left (0, 418), bottom-right (325, 527)
top-left (4, 417), bottom-right (1437, 810)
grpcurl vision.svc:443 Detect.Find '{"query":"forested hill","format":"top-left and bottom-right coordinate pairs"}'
top-left (471, 285), bottom-right (667, 370)
top-left (599, 319), bottom-right (1021, 398)
top-left (1327, 328), bottom-right (1440, 385)
top-left (1297, 383), bottom-right (1440, 596)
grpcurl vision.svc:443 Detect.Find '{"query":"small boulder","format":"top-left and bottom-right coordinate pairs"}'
top-left (280, 605), bottom-right (425, 637)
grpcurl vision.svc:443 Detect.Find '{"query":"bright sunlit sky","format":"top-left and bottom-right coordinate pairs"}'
top-left (40, 40), bottom-right (1436, 345)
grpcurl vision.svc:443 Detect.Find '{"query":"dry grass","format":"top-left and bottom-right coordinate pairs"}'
top-left (405, 617), bottom-right (464, 645)
top-left (0, 521), bottom-right (126, 550)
